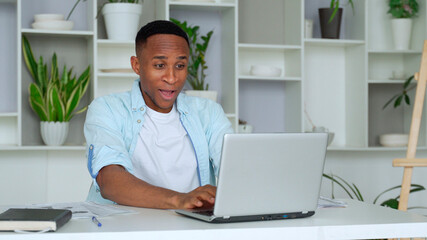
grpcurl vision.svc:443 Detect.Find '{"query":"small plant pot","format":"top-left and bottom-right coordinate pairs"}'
top-left (102, 3), bottom-right (143, 40)
top-left (40, 121), bottom-right (69, 146)
top-left (319, 8), bottom-right (343, 39)
top-left (185, 90), bottom-right (218, 102)
top-left (391, 18), bottom-right (413, 50)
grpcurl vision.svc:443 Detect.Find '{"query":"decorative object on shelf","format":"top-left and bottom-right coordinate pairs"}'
top-left (249, 65), bottom-right (282, 78)
top-left (304, 19), bottom-right (314, 38)
top-left (313, 126), bottom-right (335, 146)
top-left (389, 70), bottom-right (407, 80)
top-left (22, 36), bottom-right (91, 146)
top-left (383, 74), bottom-right (415, 109)
top-left (31, 0), bottom-right (85, 31)
top-left (323, 173), bottom-right (426, 210)
top-left (304, 104), bottom-right (334, 146)
top-left (379, 133), bottom-right (409, 147)
top-left (32, 14), bottom-right (74, 31)
top-left (319, 0), bottom-right (354, 39)
top-left (238, 119), bottom-right (253, 134)
top-left (170, 18), bottom-right (217, 101)
top-left (100, 0), bottom-right (143, 41)
top-left (388, 0), bottom-right (419, 50)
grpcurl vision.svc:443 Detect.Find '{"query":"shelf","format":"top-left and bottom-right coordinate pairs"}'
top-left (304, 38), bottom-right (365, 47)
top-left (169, 1), bottom-right (235, 11)
top-left (21, 28), bottom-right (94, 37)
top-left (0, 145), bottom-right (86, 151)
top-left (0, 112), bottom-right (18, 117)
top-left (368, 79), bottom-right (407, 84)
top-left (368, 50), bottom-right (422, 54)
top-left (97, 72), bottom-right (138, 78)
top-left (239, 75), bottom-right (301, 82)
top-left (327, 146), bottom-right (427, 152)
top-left (97, 39), bottom-right (134, 47)
top-left (238, 43), bottom-right (301, 50)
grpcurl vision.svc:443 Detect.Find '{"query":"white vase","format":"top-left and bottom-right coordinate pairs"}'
top-left (185, 90), bottom-right (218, 102)
top-left (391, 18), bottom-right (413, 50)
top-left (40, 121), bottom-right (69, 146)
top-left (102, 3), bottom-right (143, 41)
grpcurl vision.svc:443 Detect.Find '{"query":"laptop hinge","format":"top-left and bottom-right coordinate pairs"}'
top-left (223, 216), bottom-right (230, 219)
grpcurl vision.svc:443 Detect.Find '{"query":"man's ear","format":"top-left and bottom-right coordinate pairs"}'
top-left (130, 56), bottom-right (140, 75)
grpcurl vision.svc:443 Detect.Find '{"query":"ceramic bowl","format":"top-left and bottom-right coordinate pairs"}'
top-left (379, 134), bottom-right (409, 147)
top-left (34, 14), bottom-right (64, 22)
top-left (32, 20), bottom-right (74, 30)
top-left (249, 65), bottom-right (282, 77)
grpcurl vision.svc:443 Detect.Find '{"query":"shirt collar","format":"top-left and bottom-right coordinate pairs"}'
top-left (131, 79), bottom-right (189, 115)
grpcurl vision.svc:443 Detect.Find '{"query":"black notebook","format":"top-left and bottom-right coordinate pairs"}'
top-left (0, 208), bottom-right (72, 232)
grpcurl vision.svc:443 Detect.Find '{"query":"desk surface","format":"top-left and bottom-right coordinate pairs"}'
top-left (1, 199), bottom-right (427, 240)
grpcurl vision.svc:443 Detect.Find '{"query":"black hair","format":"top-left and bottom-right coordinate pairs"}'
top-left (135, 20), bottom-right (189, 55)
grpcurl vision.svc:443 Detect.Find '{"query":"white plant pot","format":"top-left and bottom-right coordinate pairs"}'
top-left (391, 18), bottom-right (413, 50)
top-left (185, 90), bottom-right (218, 102)
top-left (40, 121), bottom-right (69, 146)
top-left (102, 3), bottom-right (143, 41)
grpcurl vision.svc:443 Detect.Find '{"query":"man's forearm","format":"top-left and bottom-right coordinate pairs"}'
top-left (96, 165), bottom-right (182, 209)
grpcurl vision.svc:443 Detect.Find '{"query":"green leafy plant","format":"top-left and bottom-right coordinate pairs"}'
top-left (22, 36), bottom-right (91, 122)
top-left (328, 0), bottom-right (355, 23)
top-left (66, 0), bottom-right (87, 20)
top-left (383, 75), bottom-right (415, 109)
top-left (323, 173), bottom-right (426, 210)
top-left (170, 18), bottom-right (213, 90)
top-left (388, 0), bottom-right (419, 18)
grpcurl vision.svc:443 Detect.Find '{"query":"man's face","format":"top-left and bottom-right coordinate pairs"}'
top-left (131, 34), bottom-right (189, 113)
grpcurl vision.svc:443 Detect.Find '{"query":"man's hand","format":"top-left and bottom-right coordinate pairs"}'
top-left (174, 185), bottom-right (217, 209)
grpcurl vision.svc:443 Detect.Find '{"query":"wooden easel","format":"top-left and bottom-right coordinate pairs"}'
top-left (391, 40), bottom-right (427, 240)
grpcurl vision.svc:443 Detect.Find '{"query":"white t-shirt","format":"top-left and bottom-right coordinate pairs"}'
top-left (131, 104), bottom-right (199, 193)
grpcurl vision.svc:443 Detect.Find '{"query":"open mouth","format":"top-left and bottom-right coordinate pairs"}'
top-left (159, 89), bottom-right (176, 100)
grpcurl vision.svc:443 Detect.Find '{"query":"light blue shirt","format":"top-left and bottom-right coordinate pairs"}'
top-left (84, 79), bottom-right (233, 203)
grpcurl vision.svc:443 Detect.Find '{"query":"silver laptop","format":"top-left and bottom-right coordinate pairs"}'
top-left (176, 133), bottom-right (328, 223)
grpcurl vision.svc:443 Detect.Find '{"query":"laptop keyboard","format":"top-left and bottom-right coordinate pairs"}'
top-left (193, 210), bottom-right (214, 216)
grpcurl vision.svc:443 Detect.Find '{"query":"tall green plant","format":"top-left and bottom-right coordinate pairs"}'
top-left (170, 18), bottom-right (213, 90)
top-left (328, 0), bottom-right (355, 23)
top-left (22, 36), bottom-right (90, 122)
top-left (383, 75), bottom-right (415, 109)
top-left (323, 173), bottom-right (426, 210)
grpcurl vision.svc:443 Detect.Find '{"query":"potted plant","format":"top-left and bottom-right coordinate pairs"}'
top-left (170, 18), bottom-right (217, 102)
top-left (323, 173), bottom-right (426, 210)
top-left (319, 0), bottom-right (354, 39)
top-left (22, 36), bottom-right (91, 146)
top-left (100, 0), bottom-right (143, 40)
top-left (388, 0), bottom-right (419, 50)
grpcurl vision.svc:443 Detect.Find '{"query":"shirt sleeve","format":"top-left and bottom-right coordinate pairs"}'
top-left (84, 97), bottom-right (133, 190)
top-left (208, 102), bottom-right (234, 177)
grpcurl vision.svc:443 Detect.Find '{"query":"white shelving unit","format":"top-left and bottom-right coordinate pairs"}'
top-left (0, 0), bottom-right (422, 148)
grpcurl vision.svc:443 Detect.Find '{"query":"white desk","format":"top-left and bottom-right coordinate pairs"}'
top-left (1, 199), bottom-right (427, 240)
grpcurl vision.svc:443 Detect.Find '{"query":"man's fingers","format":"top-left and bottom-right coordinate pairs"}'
top-left (197, 185), bottom-right (217, 197)
top-left (195, 191), bottom-right (215, 204)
